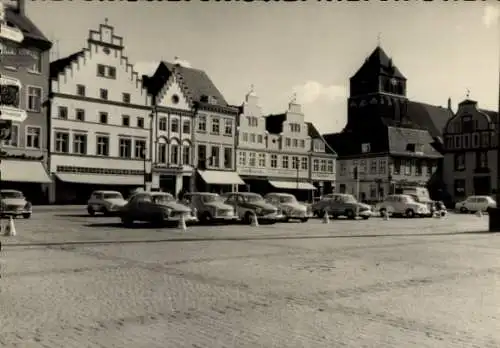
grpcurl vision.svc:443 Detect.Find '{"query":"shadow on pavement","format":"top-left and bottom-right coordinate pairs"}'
top-left (2, 230), bottom-right (496, 248)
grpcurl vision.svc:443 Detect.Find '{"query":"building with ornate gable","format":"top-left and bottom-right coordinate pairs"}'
top-left (442, 98), bottom-right (498, 202)
top-left (235, 88), bottom-right (336, 201)
top-left (0, 0), bottom-right (52, 204)
top-left (143, 61), bottom-right (242, 196)
top-left (48, 20), bottom-right (152, 203)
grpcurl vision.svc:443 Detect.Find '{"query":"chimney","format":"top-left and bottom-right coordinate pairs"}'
top-left (447, 97), bottom-right (452, 110)
top-left (17, 0), bottom-right (25, 15)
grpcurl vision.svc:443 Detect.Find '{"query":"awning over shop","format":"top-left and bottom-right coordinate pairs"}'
top-left (269, 180), bottom-right (316, 190)
top-left (1, 160), bottom-right (52, 183)
top-left (56, 173), bottom-right (144, 186)
top-left (197, 170), bottom-right (245, 185)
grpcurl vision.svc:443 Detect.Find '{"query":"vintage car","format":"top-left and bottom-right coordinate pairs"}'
top-left (87, 190), bottom-right (128, 216)
top-left (264, 192), bottom-right (310, 222)
top-left (311, 193), bottom-right (372, 220)
top-left (183, 192), bottom-right (238, 223)
top-left (223, 192), bottom-right (282, 224)
top-left (377, 194), bottom-right (431, 218)
top-left (119, 191), bottom-right (197, 226)
top-left (455, 195), bottom-right (497, 213)
top-left (0, 189), bottom-right (32, 219)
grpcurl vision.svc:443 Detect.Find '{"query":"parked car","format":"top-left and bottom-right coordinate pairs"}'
top-left (223, 192), bottom-right (281, 224)
top-left (183, 192), bottom-right (238, 223)
top-left (87, 190), bottom-right (128, 216)
top-left (264, 192), bottom-right (310, 222)
top-left (311, 193), bottom-right (372, 220)
top-left (377, 194), bottom-right (431, 218)
top-left (119, 191), bottom-right (197, 226)
top-left (0, 189), bottom-right (32, 219)
top-left (455, 195), bottom-right (497, 213)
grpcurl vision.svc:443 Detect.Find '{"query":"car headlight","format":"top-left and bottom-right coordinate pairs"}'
top-left (163, 208), bottom-right (172, 216)
top-left (24, 202), bottom-right (32, 209)
top-left (191, 208), bottom-right (197, 216)
top-left (255, 207), bottom-right (262, 214)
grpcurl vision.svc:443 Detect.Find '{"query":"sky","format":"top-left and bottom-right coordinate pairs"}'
top-left (21, 1), bottom-right (500, 134)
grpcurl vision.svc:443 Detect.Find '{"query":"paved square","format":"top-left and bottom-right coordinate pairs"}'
top-left (1, 211), bottom-right (498, 347)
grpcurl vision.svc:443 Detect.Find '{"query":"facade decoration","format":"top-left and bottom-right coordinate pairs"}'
top-left (443, 98), bottom-right (497, 202)
top-left (48, 19), bottom-right (151, 203)
top-left (0, 0), bottom-right (52, 204)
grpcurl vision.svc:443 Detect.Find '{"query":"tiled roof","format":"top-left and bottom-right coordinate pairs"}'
top-left (406, 101), bottom-right (453, 138)
top-left (324, 126), bottom-right (390, 158)
top-left (49, 51), bottom-right (84, 79)
top-left (387, 127), bottom-right (442, 158)
top-left (6, 7), bottom-right (51, 48)
top-left (161, 62), bottom-right (228, 106)
top-left (306, 122), bottom-right (337, 155)
top-left (352, 46), bottom-right (405, 80)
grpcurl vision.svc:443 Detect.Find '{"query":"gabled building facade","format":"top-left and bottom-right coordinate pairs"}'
top-left (235, 88), bottom-right (335, 201)
top-left (324, 45), bottom-right (449, 203)
top-left (0, 0), bottom-right (52, 204)
top-left (144, 61), bottom-right (242, 196)
top-left (48, 20), bottom-right (151, 203)
top-left (442, 99), bottom-right (498, 202)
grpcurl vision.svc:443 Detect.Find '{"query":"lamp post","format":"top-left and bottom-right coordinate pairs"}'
top-left (296, 159), bottom-right (299, 190)
top-left (490, 17), bottom-right (500, 231)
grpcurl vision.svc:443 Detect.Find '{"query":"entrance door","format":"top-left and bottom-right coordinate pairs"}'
top-left (473, 176), bottom-right (491, 196)
top-left (159, 175), bottom-right (176, 195)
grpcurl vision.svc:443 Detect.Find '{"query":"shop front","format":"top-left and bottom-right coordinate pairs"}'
top-left (196, 170), bottom-right (244, 194)
top-left (153, 165), bottom-right (193, 198)
top-left (268, 179), bottom-right (316, 202)
top-left (1, 159), bottom-right (52, 204)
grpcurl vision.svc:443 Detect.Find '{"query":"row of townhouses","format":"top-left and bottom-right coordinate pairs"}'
top-left (0, 4), bottom-right (336, 204)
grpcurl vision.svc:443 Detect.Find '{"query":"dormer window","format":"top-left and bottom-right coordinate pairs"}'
top-left (406, 143), bottom-right (424, 153)
top-left (361, 143), bottom-right (371, 153)
top-left (208, 96), bottom-right (217, 105)
top-left (289, 123), bottom-right (301, 132)
top-left (462, 115), bottom-right (473, 133)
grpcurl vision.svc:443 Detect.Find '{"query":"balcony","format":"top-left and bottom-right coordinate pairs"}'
top-left (0, 75), bottom-right (27, 123)
top-left (0, 22), bottom-right (23, 43)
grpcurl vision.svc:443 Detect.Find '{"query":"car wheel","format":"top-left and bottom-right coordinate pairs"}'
top-left (200, 211), bottom-right (212, 224)
top-left (405, 209), bottom-right (416, 218)
top-left (121, 216), bottom-right (134, 227)
top-left (87, 206), bottom-right (96, 216)
top-left (346, 209), bottom-right (356, 220)
top-left (300, 217), bottom-right (308, 223)
top-left (22, 213), bottom-right (31, 219)
top-left (101, 207), bottom-right (110, 216)
top-left (315, 210), bottom-right (324, 219)
top-left (282, 213), bottom-right (289, 222)
top-left (362, 215), bottom-right (370, 220)
top-left (379, 208), bottom-right (387, 217)
top-left (459, 207), bottom-right (468, 214)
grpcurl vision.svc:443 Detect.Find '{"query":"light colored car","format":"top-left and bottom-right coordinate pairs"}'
top-left (183, 192), bottom-right (238, 223)
top-left (223, 192), bottom-right (281, 224)
top-left (0, 189), bottom-right (32, 219)
top-left (311, 193), bottom-right (372, 220)
top-left (378, 194), bottom-right (430, 218)
top-left (264, 193), bottom-right (310, 222)
top-left (120, 192), bottom-right (197, 226)
top-left (455, 195), bottom-right (497, 213)
top-left (87, 190), bottom-right (128, 216)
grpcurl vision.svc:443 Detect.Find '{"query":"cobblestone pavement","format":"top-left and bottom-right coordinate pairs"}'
top-left (0, 212), bottom-right (498, 347)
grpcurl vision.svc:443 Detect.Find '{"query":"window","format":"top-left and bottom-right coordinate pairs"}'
top-left (183, 145), bottom-right (191, 165)
top-left (26, 126), bottom-right (41, 149)
top-left (271, 154), bottom-right (278, 168)
top-left (99, 112), bottom-right (108, 124)
top-left (100, 88), bottom-right (108, 100)
top-left (27, 86), bottom-right (42, 112)
top-left (134, 139), bottom-right (146, 159)
top-left (404, 160), bottom-right (412, 176)
top-left (97, 64), bottom-right (106, 77)
top-left (393, 159), bottom-right (401, 175)
top-left (122, 115), bottom-right (130, 127)
top-left (258, 153), bottom-right (266, 167)
top-left (26, 49), bottom-right (42, 73)
top-left (292, 139), bottom-right (298, 147)
top-left (300, 139), bottom-right (305, 148)
top-left (340, 162), bottom-right (347, 176)
top-left (455, 135), bottom-right (461, 148)
top-left (171, 119), bottom-right (179, 133)
top-left (379, 160), bottom-right (386, 174)
top-left (58, 106), bottom-right (68, 119)
top-left (158, 143), bottom-right (167, 163)
top-left (313, 159), bottom-right (319, 172)
top-left (482, 132), bottom-right (490, 147)
top-left (137, 117), bottom-right (145, 128)
top-left (76, 109), bottom-right (85, 121)
top-left (242, 133), bottom-right (248, 142)
top-left (55, 132), bottom-right (69, 153)
top-left (73, 133), bottom-right (87, 155)
top-left (182, 120), bottom-right (190, 134)
top-left (239, 151), bottom-right (246, 166)
top-left (159, 117), bottom-right (167, 131)
top-left (286, 138), bottom-right (291, 147)
top-left (211, 118), bottom-right (220, 134)
top-left (415, 159), bottom-right (423, 175)
top-left (3, 125), bottom-right (18, 147)
top-left (454, 179), bottom-right (466, 197)
top-left (198, 116), bottom-right (207, 132)
top-left (290, 156), bottom-right (298, 169)
top-left (224, 119), bottom-right (232, 135)
top-left (122, 93), bottom-right (131, 103)
top-left (119, 138), bottom-right (132, 158)
top-left (224, 147), bottom-right (232, 169)
top-left (197, 145), bottom-right (207, 167)
top-left (2, 43), bottom-right (17, 70)
top-left (250, 134), bottom-right (256, 143)
top-left (327, 160), bottom-right (334, 173)
top-left (289, 123), bottom-right (300, 132)
top-left (210, 146), bottom-right (220, 167)
top-left (282, 155), bottom-right (289, 169)
top-left (462, 116), bottom-right (473, 133)
top-left (301, 157), bottom-right (308, 170)
top-left (257, 135), bottom-right (263, 143)
top-left (370, 160), bottom-right (377, 174)
top-left (361, 143), bottom-right (371, 153)
top-left (96, 135), bottom-right (109, 156)
top-left (76, 84), bottom-right (86, 97)
top-left (476, 151), bottom-right (488, 169)
top-left (108, 67), bottom-right (116, 79)
top-left (426, 161), bottom-right (433, 175)
top-left (249, 152), bottom-right (256, 167)
top-left (454, 153), bottom-right (465, 171)
top-left (97, 64), bottom-right (116, 79)
top-left (247, 117), bottom-right (258, 127)
top-left (171, 144), bottom-right (179, 164)
top-left (320, 159), bottom-right (327, 172)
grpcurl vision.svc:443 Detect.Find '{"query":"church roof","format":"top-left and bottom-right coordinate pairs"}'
top-left (351, 46), bottom-right (406, 80)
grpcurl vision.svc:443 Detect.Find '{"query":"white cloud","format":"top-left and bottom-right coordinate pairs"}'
top-left (292, 80), bottom-right (347, 104)
top-left (134, 61), bottom-right (159, 77)
top-left (483, 5), bottom-right (499, 28)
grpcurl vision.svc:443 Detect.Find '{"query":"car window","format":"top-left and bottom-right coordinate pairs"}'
top-left (1, 191), bottom-right (24, 199)
top-left (478, 198), bottom-right (487, 203)
top-left (279, 196), bottom-right (296, 204)
top-left (103, 193), bottom-right (123, 199)
top-left (202, 194), bottom-right (222, 203)
top-left (135, 194), bottom-right (152, 203)
top-left (92, 193), bottom-right (102, 200)
top-left (225, 195), bottom-right (236, 203)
